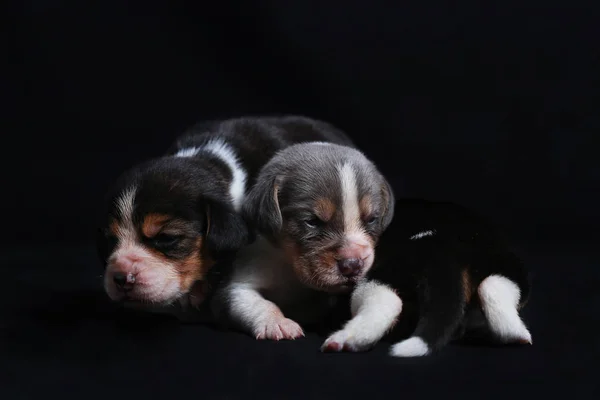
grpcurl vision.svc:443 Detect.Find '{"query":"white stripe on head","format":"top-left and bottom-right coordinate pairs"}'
top-left (115, 186), bottom-right (136, 229)
top-left (175, 147), bottom-right (200, 157)
top-left (201, 139), bottom-right (248, 212)
top-left (338, 162), bottom-right (361, 233)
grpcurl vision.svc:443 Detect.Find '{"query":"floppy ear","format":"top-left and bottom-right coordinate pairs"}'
top-left (380, 176), bottom-right (396, 230)
top-left (242, 173), bottom-right (284, 241)
top-left (204, 200), bottom-right (250, 255)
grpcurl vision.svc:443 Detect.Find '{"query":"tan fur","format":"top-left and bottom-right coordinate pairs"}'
top-left (359, 195), bottom-right (373, 218)
top-left (462, 268), bottom-right (472, 303)
top-left (314, 197), bottom-right (336, 221)
top-left (141, 213), bottom-right (171, 238)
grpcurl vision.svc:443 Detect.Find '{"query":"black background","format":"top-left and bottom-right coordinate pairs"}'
top-left (3, 1), bottom-right (599, 398)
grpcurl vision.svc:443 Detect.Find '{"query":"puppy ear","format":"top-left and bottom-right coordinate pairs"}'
top-left (242, 174), bottom-right (284, 240)
top-left (204, 200), bottom-right (250, 255)
top-left (380, 177), bottom-right (396, 230)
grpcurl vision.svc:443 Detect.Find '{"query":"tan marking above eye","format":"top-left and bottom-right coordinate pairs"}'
top-left (141, 213), bottom-right (173, 238)
top-left (314, 197), bottom-right (336, 221)
top-left (359, 196), bottom-right (374, 219)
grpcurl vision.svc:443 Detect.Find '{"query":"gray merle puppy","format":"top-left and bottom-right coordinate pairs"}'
top-left (211, 142), bottom-right (395, 339)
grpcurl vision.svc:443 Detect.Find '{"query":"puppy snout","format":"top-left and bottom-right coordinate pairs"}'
top-left (338, 242), bottom-right (372, 261)
top-left (113, 272), bottom-right (136, 290)
top-left (337, 258), bottom-right (363, 277)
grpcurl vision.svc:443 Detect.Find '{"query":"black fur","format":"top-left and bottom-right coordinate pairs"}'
top-left (368, 198), bottom-right (531, 352)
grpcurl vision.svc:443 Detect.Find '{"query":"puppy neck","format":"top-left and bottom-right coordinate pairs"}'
top-left (174, 139), bottom-right (248, 212)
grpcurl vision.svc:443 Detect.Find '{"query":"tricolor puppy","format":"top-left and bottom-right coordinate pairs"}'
top-left (212, 142), bottom-right (394, 339)
top-left (321, 199), bottom-right (533, 357)
top-left (96, 116), bottom-right (354, 309)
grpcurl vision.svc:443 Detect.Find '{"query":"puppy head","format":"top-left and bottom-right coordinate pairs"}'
top-left (96, 157), bottom-right (249, 305)
top-left (243, 142), bottom-right (395, 293)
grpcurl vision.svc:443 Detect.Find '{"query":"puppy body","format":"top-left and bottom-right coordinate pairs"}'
top-left (212, 142), bottom-right (395, 339)
top-left (96, 116), bottom-right (354, 309)
top-left (322, 199), bottom-right (533, 357)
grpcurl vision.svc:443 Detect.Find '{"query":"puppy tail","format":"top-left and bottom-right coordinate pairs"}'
top-left (389, 265), bottom-right (468, 357)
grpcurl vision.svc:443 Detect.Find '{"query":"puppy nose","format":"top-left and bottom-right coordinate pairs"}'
top-left (337, 258), bottom-right (363, 277)
top-left (113, 272), bottom-right (135, 289)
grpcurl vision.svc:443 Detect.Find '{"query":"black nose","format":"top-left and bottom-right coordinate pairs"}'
top-left (113, 272), bottom-right (134, 288)
top-left (337, 258), bottom-right (363, 277)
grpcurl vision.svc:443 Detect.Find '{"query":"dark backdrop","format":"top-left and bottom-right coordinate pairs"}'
top-left (6, 1), bottom-right (598, 245)
top-left (3, 1), bottom-right (599, 398)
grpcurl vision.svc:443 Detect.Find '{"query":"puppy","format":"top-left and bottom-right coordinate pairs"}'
top-left (321, 198), bottom-right (533, 357)
top-left (211, 142), bottom-right (395, 339)
top-left (96, 116), bottom-right (354, 309)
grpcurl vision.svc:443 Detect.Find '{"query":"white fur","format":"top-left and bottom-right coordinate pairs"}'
top-left (174, 147), bottom-right (200, 157)
top-left (409, 229), bottom-right (436, 240)
top-left (389, 337), bottom-right (430, 357)
top-left (478, 274), bottom-right (532, 344)
top-left (201, 139), bottom-right (247, 211)
top-left (321, 281), bottom-right (402, 352)
top-left (338, 162), bottom-right (361, 234)
top-left (175, 140), bottom-right (248, 212)
top-left (216, 236), bottom-right (306, 340)
top-left (114, 186), bottom-right (137, 233)
top-left (105, 242), bottom-right (181, 303)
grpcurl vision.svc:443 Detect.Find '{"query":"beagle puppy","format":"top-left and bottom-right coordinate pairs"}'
top-left (321, 198), bottom-right (533, 357)
top-left (211, 142), bottom-right (395, 339)
top-left (95, 116), bottom-right (354, 310)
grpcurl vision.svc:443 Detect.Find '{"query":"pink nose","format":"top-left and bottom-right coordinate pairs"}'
top-left (338, 242), bottom-right (372, 261)
top-left (111, 254), bottom-right (140, 271)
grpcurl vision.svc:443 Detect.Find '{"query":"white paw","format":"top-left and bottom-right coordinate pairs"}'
top-left (389, 337), bottom-right (430, 357)
top-left (254, 315), bottom-right (304, 341)
top-left (320, 329), bottom-right (376, 353)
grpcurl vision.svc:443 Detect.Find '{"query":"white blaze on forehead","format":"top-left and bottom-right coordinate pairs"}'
top-left (111, 185), bottom-right (138, 246)
top-left (338, 162), bottom-right (361, 233)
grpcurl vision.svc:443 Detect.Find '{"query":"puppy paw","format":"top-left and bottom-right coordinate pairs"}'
top-left (254, 315), bottom-right (304, 341)
top-left (510, 327), bottom-right (533, 345)
top-left (389, 337), bottom-right (430, 357)
top-left (320, 329), bottom-right (375, 353)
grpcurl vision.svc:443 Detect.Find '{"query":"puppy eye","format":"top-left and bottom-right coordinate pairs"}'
top-left (365, 215), bottom-right (378, 225)
top-left (304, 216), bottom-right (323, 229)
top-left (151, 233), bottom-right (181, 249)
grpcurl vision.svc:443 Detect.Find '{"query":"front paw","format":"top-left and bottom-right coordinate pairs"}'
top-left (321, 329), bottom-right (376, 353)
top-left (254, 315), bottom-right (304, 341)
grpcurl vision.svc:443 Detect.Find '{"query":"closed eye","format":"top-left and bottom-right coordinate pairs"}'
top-left (303, 216), bottom-right (325, 229)
top-left (150, 233), bottom-right (182, 250)
top-left (364, 215), bottom-right (378, 226)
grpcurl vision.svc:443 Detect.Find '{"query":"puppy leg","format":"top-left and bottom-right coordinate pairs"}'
top-left (478, 274), bottom-right (532, 344)
top-left (321, 281), bottom-right (402, 352)
top-left (390, 265), bottom-right (466, 357)
top-left (219, 284), bottom-right (304, 340)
